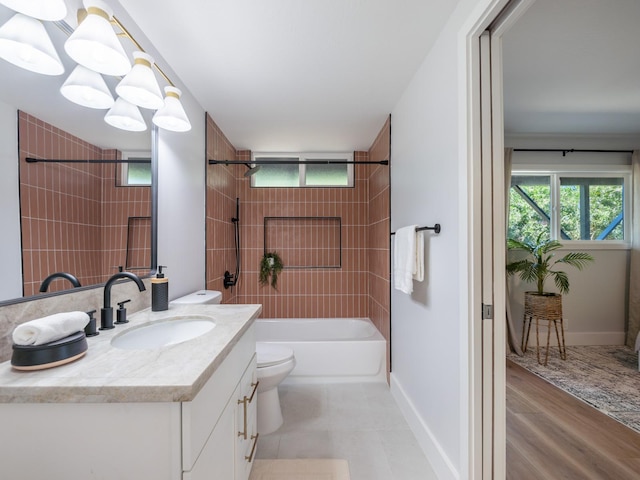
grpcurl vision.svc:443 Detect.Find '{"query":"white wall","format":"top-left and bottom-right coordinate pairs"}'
top-left (0, 101), bottom-right (22, 301)
top-left (157, 104), bottom-right (206, 300)
top-left (388, 1), bottom-right (494, 478)
top-left (508, 249), bottom-right (628, 346)
top-left (113, 1), bottom-right (207, 300)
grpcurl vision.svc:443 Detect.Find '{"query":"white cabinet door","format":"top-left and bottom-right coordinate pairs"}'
top-left (183, 396), bottom-right (235, 480)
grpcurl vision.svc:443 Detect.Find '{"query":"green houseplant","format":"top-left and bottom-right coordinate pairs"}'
top-left (507, 233), bottom-right (594, 361)
top-left (506, 233), bottom-right (594, 295)
top-left (259, 252), bottom-right (284, 289)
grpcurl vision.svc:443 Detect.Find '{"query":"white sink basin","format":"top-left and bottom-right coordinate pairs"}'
top-left (111, 315), bottom-right (216, 350)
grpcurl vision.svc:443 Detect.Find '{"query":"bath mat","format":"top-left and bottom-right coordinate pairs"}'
top-left (508, 345), bottom-right (640, 433)
top-left (250, 459), bottom-right (350, 480)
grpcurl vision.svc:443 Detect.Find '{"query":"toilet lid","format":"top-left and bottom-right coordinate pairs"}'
top-left (256, 343), bottom-right (294, 367)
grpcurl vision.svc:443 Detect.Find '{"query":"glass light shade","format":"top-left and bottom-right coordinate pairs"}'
top-left (64, 0), bottom-right (130, 76)
top-left (115, 51), bottom-right (163, 109)
top-left (60, 64), bottom-right (114, 109)
top-left (0, 13), bottom-right (64, 75)
top-left (152, 86), bottom-right (191, 132)
top-left (0, 0), bottom-right (67, 21)
top-left (104, 97), bottom-right (147, 132)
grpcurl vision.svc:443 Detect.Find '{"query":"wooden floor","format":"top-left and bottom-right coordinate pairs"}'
top-left (506, 360), bottom-right (640, 479)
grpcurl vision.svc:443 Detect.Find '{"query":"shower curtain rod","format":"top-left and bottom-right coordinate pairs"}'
top-left (26, 157), bottom-right (150, 164)
top-left (513, 148), bottom-right (633, 156)
top-left (208, 159), bottom-right (389, 165)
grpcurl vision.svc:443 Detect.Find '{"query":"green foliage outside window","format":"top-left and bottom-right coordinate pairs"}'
top-left (508, 174), bottom-right (624, 243)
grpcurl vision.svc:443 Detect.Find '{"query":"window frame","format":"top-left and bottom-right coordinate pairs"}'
top-left (510, 164), bottom-right (632, 250)
top-left (250, 152), bottom-right (355, 188)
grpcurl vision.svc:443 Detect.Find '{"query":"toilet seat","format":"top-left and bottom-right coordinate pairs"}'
top-left (256, 343), bottom-right (294, 368)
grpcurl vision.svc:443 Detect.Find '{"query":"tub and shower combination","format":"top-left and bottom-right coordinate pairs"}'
top-left (254, 317), bottom-right (387, 383)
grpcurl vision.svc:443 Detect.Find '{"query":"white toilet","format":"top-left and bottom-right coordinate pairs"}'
top-left (170, 291), bottom-right (295, 434)
top-left (256, 343), bottom-right (296, 435)
top-left (170, 290), bottom-right (222, 305)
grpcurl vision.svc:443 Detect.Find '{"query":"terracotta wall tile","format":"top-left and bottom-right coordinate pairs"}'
top-left (204, 114), bottom-right (391, 379)
top-left (18, 113), bottom-right (152, 296)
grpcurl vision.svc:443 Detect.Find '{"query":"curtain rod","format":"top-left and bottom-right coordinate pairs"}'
top-left (209, 159), bottom-right (389, 165)
top-left (26, 157), bottom-right (150, 164)
top-left (513, 148), bottom-right (633, 156)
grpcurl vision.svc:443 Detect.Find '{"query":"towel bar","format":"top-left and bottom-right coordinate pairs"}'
top-left (391, 224), bottom-right (441, 235)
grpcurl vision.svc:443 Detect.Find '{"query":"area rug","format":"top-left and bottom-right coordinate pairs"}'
top-left (508, 345), bottom-right (640, 433)
top-left (250, 459), bottom-right (350, 480)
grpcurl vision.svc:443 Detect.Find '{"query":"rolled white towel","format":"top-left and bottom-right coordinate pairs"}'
top-left (12, 312), bottom-right (90, 346)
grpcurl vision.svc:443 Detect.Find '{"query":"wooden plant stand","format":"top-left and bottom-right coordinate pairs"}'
top-left (521, 292), bottom-right (567, 366)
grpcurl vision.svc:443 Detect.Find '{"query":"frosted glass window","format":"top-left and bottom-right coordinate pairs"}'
top-left (126, 162), bottom-right (152, 185)
top-left (305, 163), bottom-right (349, 186)
top-left (252, 158), bottom-right (299, 187)
top-left (251, 152), bottom-right (354, 188)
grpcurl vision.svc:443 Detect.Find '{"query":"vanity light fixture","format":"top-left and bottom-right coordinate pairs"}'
top-left (115, 51), bottom-right (163, 109)
top-left (0, 13), bottom-right (64, 75)
top-left (64, 0), bottom-right (131, 76)
top-left (0, 0), bottom-right (67, 21)
top-left (104, 97), bottom-right (147, 132)
top-left (152, 86), bottom-right (192, 132)
top-left (60, 64), bottom-right (115, 109)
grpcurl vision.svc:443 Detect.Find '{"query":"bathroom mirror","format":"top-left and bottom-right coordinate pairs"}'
top-left (0, 4), bottom-right (156, 303)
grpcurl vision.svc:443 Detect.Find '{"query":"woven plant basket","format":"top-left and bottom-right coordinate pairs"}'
top-left (524, 292), bottom-right (562, 320)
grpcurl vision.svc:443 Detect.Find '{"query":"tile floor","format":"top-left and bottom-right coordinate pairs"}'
top-left (255, 382), bottom-right (438, 480)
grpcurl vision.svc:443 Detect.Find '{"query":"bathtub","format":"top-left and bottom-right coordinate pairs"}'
top-left (254, 318), bottom-right (387, 383)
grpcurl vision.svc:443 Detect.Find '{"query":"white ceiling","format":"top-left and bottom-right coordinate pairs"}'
top-left (503, 0), bottom-right (640, 137)
top-left (2, 1), bottom-right (637, 153)
top-left (118, 0), bottom-right (459, 151)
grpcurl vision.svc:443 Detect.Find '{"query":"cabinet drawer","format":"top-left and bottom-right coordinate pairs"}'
top-left (182, 325), bottom-right (255, 471)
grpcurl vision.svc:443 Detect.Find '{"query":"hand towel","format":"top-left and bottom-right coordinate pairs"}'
top-left (413, 230), bottom-right (424, 282)
top-left (394, 225), bottom-right (417, 294)
top-left (12, 311), bottom-right (90, 346)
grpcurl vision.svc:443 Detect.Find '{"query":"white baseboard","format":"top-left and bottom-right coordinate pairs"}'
top-left (390, 373), bottom-right (459, 480)
top-left (565, 331), bottom-right (625, 345)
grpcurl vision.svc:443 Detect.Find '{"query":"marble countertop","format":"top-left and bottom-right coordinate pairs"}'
top-left (0, 303), bottom-right (261, 403)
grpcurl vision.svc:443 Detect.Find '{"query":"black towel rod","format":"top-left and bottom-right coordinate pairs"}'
top-left (391, 224), bottom-right (441, 235)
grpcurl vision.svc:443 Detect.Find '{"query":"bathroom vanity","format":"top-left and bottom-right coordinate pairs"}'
top-left (0, 304), bottom-right (261, 480)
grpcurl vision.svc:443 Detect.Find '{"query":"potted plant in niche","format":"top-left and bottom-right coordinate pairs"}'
top-left (259, 251), bottom-right (284, 289)
top-left (506, 233), bottom-right (594, 337)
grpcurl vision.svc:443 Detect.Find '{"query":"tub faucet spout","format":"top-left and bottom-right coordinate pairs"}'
top-left (100, 272), bottom-right (146, 330)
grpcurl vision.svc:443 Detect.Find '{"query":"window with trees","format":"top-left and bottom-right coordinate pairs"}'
top-left (509, 167), bottom-right (630, 247)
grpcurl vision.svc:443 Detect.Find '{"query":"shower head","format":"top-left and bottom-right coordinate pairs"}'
top-left (244, 164), bottom-right (261, 177)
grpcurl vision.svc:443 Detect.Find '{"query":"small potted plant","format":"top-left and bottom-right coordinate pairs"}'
top-left (259, 252), bottom-right (284, 289)
top-left (507, 232), bottom-right (594, 319)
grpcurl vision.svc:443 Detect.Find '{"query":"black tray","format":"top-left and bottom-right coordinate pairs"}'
top-left (12, 331), bottom-right (88, 370)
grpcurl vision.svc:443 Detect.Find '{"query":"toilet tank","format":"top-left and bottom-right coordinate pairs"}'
top-left (170, 290), bottom-right (222, 305)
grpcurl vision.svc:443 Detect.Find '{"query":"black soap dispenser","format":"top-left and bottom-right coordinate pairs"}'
top-left (152, 265), bottom-right (169, 311)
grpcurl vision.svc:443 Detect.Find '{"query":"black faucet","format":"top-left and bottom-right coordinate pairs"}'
top-left (100, 272), bottom-right (146, 330)
top-left (39, 272), bottom-right (82, 292)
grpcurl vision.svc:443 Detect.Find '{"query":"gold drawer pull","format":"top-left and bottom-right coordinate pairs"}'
top-left (237, 397), bottom-right (248, 439)
top-left (237, 380), bottom-right (259, 439)
top-left (247, 381), bottom-right (259, 403)
top-left (245, 433), bottom-right (259, 462)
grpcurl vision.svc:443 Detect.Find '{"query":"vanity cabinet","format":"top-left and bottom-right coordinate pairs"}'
top-left (183, 329), bottom-right (258, 480)
top-left (0, 324), bottom-right (257, 480)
